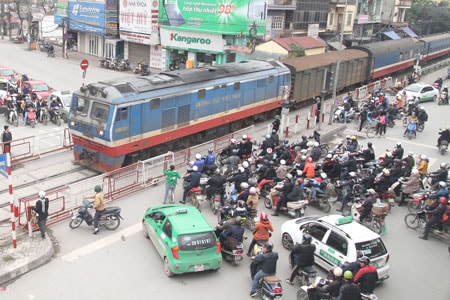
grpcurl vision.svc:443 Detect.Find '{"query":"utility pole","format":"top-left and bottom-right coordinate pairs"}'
top-left (1, 0), bottom-right (4, 40)
top-left (27, 0), bottom-right (32, 50)
top-left (328, 0), bottom-right (348, 125)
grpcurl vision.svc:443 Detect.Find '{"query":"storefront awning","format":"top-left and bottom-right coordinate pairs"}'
top-left (327, 41), bottom-right (346, 51)
top-left (401, 27), bottom-right (418, 38)
top-left (382, 31), bottom-right (401, 40)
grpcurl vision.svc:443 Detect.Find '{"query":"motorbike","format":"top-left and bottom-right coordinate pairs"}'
top-left (47, 49), bottom-right (55, 58)
top-left (117, 59), bottom-right (131, 71)
top-left (25, 107), bottom-right (37, 128)
top-left (296, 277), bottom-right (329, 300)
top-left (69, 199), bottom-right (123, 230)
top-left (289, 251), bottom-right (317, 286)
top-left (183, 179), bottom-right (204, 209)
top-left (38, 107), bottom-right (49, 125)
top-left (250, 256), bottom-right (283, 300)
top-left (303, 183), bottom-right (332, 213)
top-left (134, 61), bottom-right (150, 76)
top-left (49, 107), bottom-right (62, 126)
top-left (221, 241), bottom-right (245, 266)
top-left (405, 122), bottom-right (416, 140)
top-left (349, 200), bottom-right (386, 234)
top-left (209, 193), bottom-right (222, 215)
top-left (333, 106), bottom-right (355, 123)
top-left (438, 91), bottom-right (448, 105)
top-left (4, 103), bottom-right (19, 127)
top-left (407, 191), bottom-right (436, 212)
top-left (264, 182), bottom-right (308, 218)
top-left (99, 57), bottom-right (111, 68)
top-left (404, 208), bottom-right (450, 244)
top-left (439, 140), bottom-right (448, 155)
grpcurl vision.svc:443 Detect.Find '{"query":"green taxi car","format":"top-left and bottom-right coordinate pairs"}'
top-left (142, 205), bottom-right (222, 276)
top-left (48, 90), bottom-right (72, 123)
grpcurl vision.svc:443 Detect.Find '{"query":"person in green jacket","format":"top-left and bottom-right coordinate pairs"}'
top-left (163, 165), bottom-right (181, 204)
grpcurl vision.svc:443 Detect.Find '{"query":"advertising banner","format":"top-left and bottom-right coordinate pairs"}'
top-left (158, 0), bottom-right (267, 36)
top-left (68, 1), bottom-right (106, 34)
top-left (119, 0), bottom-right (152, 35)
top-left (160, 28), bottom-right (225, 52)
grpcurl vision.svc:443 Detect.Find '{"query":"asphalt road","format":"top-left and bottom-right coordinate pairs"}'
top-left (0, 41), bottom-right (449, 299)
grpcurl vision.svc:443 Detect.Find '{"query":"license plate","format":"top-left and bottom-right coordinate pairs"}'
top-left (300, 209), bottom-right (304, 214)
top-left (194, 264), bottom-right (204, 272)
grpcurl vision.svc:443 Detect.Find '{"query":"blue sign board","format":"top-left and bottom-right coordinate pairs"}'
top-left (0, 154), bottom-right (7, 179)
top-left (68, 1), bottom-right (106, 35)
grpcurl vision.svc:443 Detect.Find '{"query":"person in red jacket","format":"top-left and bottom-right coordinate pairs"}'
top-left (246, 212), bottom-right (274, 256)
top-left (303, 157), bottom-right (315, 178)
top-left (354, 256), bottom-right (378, 295)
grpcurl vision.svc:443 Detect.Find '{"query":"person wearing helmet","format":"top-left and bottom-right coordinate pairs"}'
top-left (374, 168), bottom-right (391, 194)
top-left (321, 153), bottom-right (334, 175)
top-left (271, 174), bottom-right (295, 216)
top-left (307, 266), bottom-right (344, 300)
top-left (310, 142), bottom-right (321, 162)
top-left (340, 150), bottom-right (357, 181)
top-left (399, 168), bottom-right (421, 206)
top-left (239, 134), bottom-right (254, 159)
top-left (361, 141), bottom-right (375, 163)
top-left (417, 105), bottom-right (428, 124)
top-left (237, 182), bottom-right (250, 202)
top-left (402, 151), bottom-right (415, 171)
top-left (246, 187), bottom-right (259, 212)
top-left (286, 233), bottom-right (316, 285)
top-left (193, 153), bottom-right (205, 172)
top-left (181, 165), bottom-right (201, 204)
top-left (346, 136), bottom-right (358, 153)
top-left (429, 163), bottom-right (449, 190)
top-left (206, 168), bottom-right (226, 206)
top-left (84, 185), bottom-right (104, 234)
top-left (337, 172), bottom-right (357, 212)
top-left (416, 154), bottom-right (429, 176)
top-left (392, 142), bottom-right (404, 160)
top-left (270, 129), bottom-right (280, 147)
top-left (163, 164), bottom-right (181, 204)
top-left (204, 148), bottom-right (217, 174)
top-left (221, 147), bottom-right (240, 175)
top-left (358, 189), bottom-right (377, 222)
top-left (403, 111), bottom-right (418, 138)
top-left (260, 134), bottom-right (275, 156)
top-left (309, 173), bottom-right (327, 202)
top-left (437, 126), bottom-right (450, 148)
top-left (297, 135), bottom-right (309, 150)
top-left (341, 251), bottom-right (364, 277)
top-left (302, 156), bottom-right (315, 179)
top-left (278, 145), bottom-right (292, 165)
top-left (419, 197), bottom-right (449, 240)
top-left (338, 270), bottom-right (361, 300)
top-left (272, 115), bottom-right (281, 133)
top-left (432, 181), bottom-right (449, 200)
top-left (354, 256), bottom-right (378, 294)
top-left (219, 215), bottom-right (244, 250)
top-left (257, 160), bottom-right (277, 192)
top-left (31, 191), bottom-right (50, 238)
top-left (246, 212), bottom-right (273, 257)
top-left (249, 241), bottom-right (279, 297)
top-left (227, 166), bottom-right (249, 193)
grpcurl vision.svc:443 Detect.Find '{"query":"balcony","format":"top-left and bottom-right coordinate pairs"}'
top-left (395, 0), bottom-right (412, 7)
top-left (330, 0), bottom-right (356, 5)
top-left (267, 0), bottom-right (296, 10)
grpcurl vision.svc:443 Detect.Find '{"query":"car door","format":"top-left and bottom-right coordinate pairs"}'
top-left (322, 230), bottom-right (349, 269)
top-left (420, 86), bottom-right (433, 102)
top-left (302, 222), bottom-right (330, 269)
top-left (145, 212), bottom-right (167, 258)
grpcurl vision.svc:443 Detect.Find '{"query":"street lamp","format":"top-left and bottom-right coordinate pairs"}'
top-left (328, 0), bottom-right (348, 125)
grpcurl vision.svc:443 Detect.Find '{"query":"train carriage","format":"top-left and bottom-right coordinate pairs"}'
top-left (420, 33), bottom-right (450, 62)
top-left (68, 60), bottom-right (290, 172)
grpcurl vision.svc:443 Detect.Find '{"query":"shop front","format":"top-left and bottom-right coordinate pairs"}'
top-left (160, 28), bottom-right (227, 70)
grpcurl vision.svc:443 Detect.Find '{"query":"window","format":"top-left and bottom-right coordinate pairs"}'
top-left (304, 222), bottom-right (328, 242)
top-left (268, 75), bottom-right (274, 84)
top-left (347, 13), bottom-right (352, 26)
top-left (329, 13), bottom-right (333, 26)
top-left (325, 231), bottom-right (348, 255)
top-left (234, 82), bottom-right (240, 91)
top-left (177, 232), bottom-right (216, 250)
top-left (72, 96), bottom-right (90, 116)
top-left (163, 221), bottom-right (172, 238)
top-left (272, 16), bottom-right (283, 30)
top-left (88, 34), bottom-right (99, 56)
top-left (150, 98), bottom-right (160, 109)
top-left (90, 102), bottom-right (109, 122)
top-left (115, 107), bottom-right (128, 122)
top-left (198, 89), bottom-right (206, 99)
top-left (356, 238), bottom-right (387, 259)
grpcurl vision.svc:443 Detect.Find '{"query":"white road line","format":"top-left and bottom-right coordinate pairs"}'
top-left (61, 223), bottom-right (141, 262)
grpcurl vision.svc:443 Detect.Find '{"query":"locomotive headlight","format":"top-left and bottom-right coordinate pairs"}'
top-left (98, 129), bottom-right (104, 136)
top-left (70, 120), bottom-right (76, 126)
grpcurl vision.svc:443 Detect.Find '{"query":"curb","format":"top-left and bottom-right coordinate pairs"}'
top-left (320, 124), bottom-right (347, 143)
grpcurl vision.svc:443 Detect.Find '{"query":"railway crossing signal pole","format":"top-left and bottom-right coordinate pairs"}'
top-left (328, 0), bottom-right (348, 125)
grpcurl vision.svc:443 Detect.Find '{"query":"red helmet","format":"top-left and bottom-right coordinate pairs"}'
top-left (439, 197), bottom-right (448, 205)
top-left (246, 136), bottom-right (252, 141)
top-left (260, 212), bottom-right (269, 221)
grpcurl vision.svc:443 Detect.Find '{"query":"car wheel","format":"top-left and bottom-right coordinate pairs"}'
top-left (142, 221), bottom-right (149, 238)
top-left (433, 95), bottom-right (437, 102)
top-left (281, 233), bottom-right (294, 250)
top-left (164, 257), bottom-right (175, 277)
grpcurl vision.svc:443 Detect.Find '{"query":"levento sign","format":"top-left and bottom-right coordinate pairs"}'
top-left (158, 0), bottom-right (267, 35)
top-left (160, 28), bottom-right (225, 52)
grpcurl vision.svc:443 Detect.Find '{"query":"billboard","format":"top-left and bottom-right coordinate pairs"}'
top-left (68, 2), bottom-right (106, 35)
top-left (158, 0), bottom-right (267, 36)
top-left (160, 28), bottom-right (225, 52)
top-left (119, 0), bottom-right (152, 35)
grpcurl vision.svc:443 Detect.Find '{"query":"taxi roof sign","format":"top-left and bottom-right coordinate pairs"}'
top-left (336, 216), bottom-right (353, 225)
top-left (176, 208), bottom-right (188, 214)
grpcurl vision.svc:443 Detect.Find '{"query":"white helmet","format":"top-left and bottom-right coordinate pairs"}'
top-left (439, 181), bottom-right (447, 188)
top-left (280, 159), bottom-right (286, 165)
top-left (242, 134), bottom-right (247, 140)
top-left (242, 161), bottom-right (249, 168)
top-left (192, 165), bottom-right (198, 171)
top-left (297, 170), bottom-right (303, 176)
top-left (238, 167), bottom-right (245, 173)
top-left (240, 182), bottom-right (249, 189)
top-left (320, 172), bottom-right (327, 179)
top-left (314, 142), bottom-right (319, 147)
top-left (411, 168), bottom-right (419, 175)
top-left (195, 153), bottom-right (201, 160)
top-left (286, 173), bottom-right (293, 180)
top-left (408, 151), bottom-right (414, 156)
top-left (349, 172), bottom-right (356, 177)
top-left (440, 163), bottom-right (448, 169)
top-left (38, 191), bottom-right (46, 198)
top-left (420, 154), bottom-right (427, 160)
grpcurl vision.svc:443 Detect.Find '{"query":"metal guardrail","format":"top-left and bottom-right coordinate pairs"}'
top-left (420, 58), bottom-right (450, 76)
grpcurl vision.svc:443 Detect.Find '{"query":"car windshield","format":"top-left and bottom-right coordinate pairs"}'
top-left (61, 95), bottom-right (72, 107)
top-left (355, 238), bottom-right (387, 259)
top-left (32, 83), bottom-right (50, 92)
top-left (91, 102), bottom-right (109, 122)
top-left (177, 232), bottom-right (216, 251)
top-left (0, 69), bottom-right (14, 77)
top-left (405, 85), bottom-right (421, 93)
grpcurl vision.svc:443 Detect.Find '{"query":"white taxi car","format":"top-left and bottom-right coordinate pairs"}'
top-left (396, 82), bottom-right (439, 103)
top-left (281, 215), bottom-right (389, 281)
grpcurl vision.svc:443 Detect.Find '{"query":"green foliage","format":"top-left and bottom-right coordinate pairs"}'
top-left (407, 0), bottom-right (450, 34)
top-left (289, 44), bottom-right (305, 58)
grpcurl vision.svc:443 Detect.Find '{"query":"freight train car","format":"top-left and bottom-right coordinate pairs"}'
top-left (351, 38), bottom-right (424, 79)
top-left (282, 49), bottom-right (369, 106)
top-left (68, 60), bottom-right (290, 172)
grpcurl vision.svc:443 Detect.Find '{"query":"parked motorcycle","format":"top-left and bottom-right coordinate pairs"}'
top-left (334, 106), bottom-right (355, 123)
top-left (134, 61), bottom-right (150, 76)
top-left (117, 59), bottom-right (131, 71)
top-left (404, 208), bottom-right (450, 243)
top-left (69, 199), bottom-right (123, 230)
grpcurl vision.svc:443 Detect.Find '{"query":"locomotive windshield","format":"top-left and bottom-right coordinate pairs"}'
top-left (72, 95), bottom-right (109, 122)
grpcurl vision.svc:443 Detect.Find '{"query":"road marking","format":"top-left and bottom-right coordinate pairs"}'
top-left (61, 223), bottom-right (141, 262)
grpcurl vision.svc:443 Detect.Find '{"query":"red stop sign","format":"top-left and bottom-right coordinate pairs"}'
top-left (80, 59), bottom-right (89, 70)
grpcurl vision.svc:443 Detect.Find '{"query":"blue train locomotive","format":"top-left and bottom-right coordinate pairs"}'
top-left (68, 60), bottom-right (291, 172)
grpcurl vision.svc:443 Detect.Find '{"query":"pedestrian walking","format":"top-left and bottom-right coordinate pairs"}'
top-left (2, 125), bottom-right (12, 154)
top-left (31, 191), bottom-right (49, 239)
top-left (84, 185), bottom-right (104, 234)
top-left (163, 164), bottom-right (181, 204)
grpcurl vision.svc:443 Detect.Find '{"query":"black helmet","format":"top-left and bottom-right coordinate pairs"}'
top-left (264, 241), bottom-right (273, 251)
top-left (356, 251), bottom-right (364, 259)
top-left (302, 135), bottom-right (307, 140)
top-left (303, 233), bottom-right (312, 244)
top-left (367, 142), bottom-right (372, 147)
top-left (208, 148), bottom-right (213, 153)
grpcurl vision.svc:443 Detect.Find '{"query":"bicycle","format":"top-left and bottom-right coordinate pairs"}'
top-left (364, 119), bottom-right (379, 138)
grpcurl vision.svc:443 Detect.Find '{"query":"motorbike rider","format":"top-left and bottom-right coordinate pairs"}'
top-left (275, 159), bottom-right (288, 180)
top-left (403, 151), bottom-right (415, 171)
top-left (272, 115), bottom-right (281, 133)
top-left (417, 154), bottom-right (429, 177)
top-left (23, 98), bottom-right (36, 126)
top-left (222, 138), bottom-right (239, 157)
top-left (431, 181), bottom-right (449, 200)
top-left (434, 76), bottom-right (443, 91)
top-left (297, 135), bottom-right (309, 150)
top-left (336, 271), bottom-right (361, 300)
top-left (271, 174), bottom-right (294, 216)
top-left (429, 163), bottom-right (449, 190)
top-left (337, 172), bottom-right (357, 212)
top-left (222, 148), bottom-right (240, 175)
top-left (285, 233), bottom-right (316, 285)
top-left (392, 142), bottom-right (404, 160)
top-left (328, 156), bottom-right (342, 180)
top-left (340, 152), bottom-right (357, 181)
top-left (84, 185), bottom-right (104, 234)
top-left (219, 216), bottom-right (244, 250)
top-left (307, 267), bottom-right (343, 300)
top-left (215, 209), bottom-right (239, 237)
top-left (354, 256), bottom-right (378, 295)
top-left (260, 134), bottom-right (275, 156)
top-left (342, 251), bottom-right (364, 276)
top-left (309, 173), bottom-right (328, 202)
top-left (437, 126), bottom-right (450, 147)
top-left (358, 189), bottom-right (376, 222)
top-left (36, 96), bottom-right (46, 122)
top-left (204, 148), bottom-right (217, 174)
top-left (310, 142), bottom-right (322, 162)
top-left (399, 168), bottom-right (421, 206)
top-left (346, 136), bottom-right (359, 153)
top-left (180, 165), bottom-right (201, 204)
top-left (362, 142), bottom-right (375, 163)
top-left (249, 241), bottom-right (279, 298)
top-left (246, 187), bottom-right (259, 212)
top-left (205, 168), bottom-right (226, 206)
top-left (303, 157), bottom-right (316, 179)
top-left (374, 168), bottom-right (391, 194)
top-left (419, 197), bottom-right (449, 240)
top-left (403, 112), bottom-right (418, 138)
top-left (247, 212), bottom-right (273, 257)
top-left (227, 167), bottom-right (249, 193)
top-left (240, 135), bottom-right (253, 159)
top-left (47, 43), bottom-right (55, 57)
top-left (270, 129), bottom-right (280, 147)
top-left (192, 153), bottom-right (205, 173)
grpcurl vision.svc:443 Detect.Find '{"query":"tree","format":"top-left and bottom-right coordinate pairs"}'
top-left (406, 0), bottom-right (450, 34)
